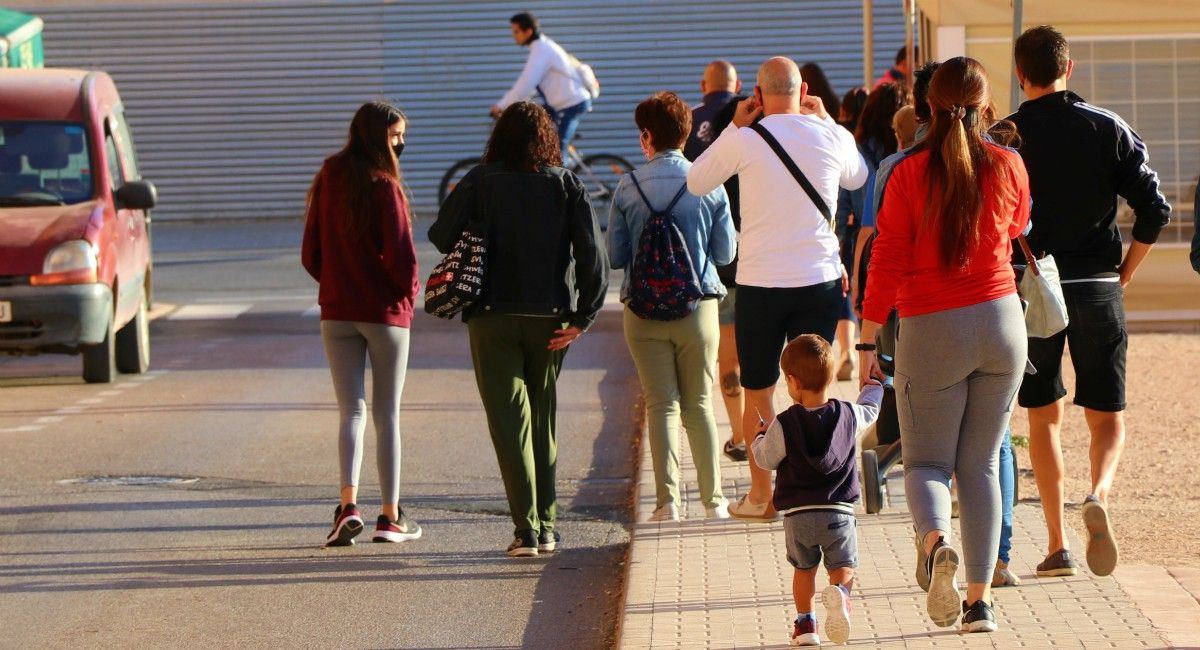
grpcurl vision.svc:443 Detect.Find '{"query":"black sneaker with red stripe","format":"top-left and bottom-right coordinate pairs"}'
top-left (324, 503), bottom-right (364, 547)
top-left (373, 511), bottom-right (422, 543)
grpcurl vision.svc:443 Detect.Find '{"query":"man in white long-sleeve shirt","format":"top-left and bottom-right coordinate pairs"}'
top-left (491, 12), bottom-right (593, 162)
top-left (688, 56), bottom-right (867, 522)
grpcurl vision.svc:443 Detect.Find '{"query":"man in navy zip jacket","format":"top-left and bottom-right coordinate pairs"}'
top-left (1192, 181), bottom-right (1199, 274)
top-left (1008, 26), bottom-right (1171, 579)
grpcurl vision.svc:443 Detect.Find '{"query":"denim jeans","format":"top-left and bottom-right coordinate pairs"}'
top-left (552, 98), bottom-right (591, 165)
top-left (998, 427), bottom-right (1015, 563)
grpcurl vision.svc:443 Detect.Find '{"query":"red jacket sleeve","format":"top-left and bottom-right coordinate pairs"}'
top-left (862, 159), bottom-right (916, 324)
top-left (301, 170), bottom-right (322, 281)
top-left (1007, 154), bottom-right (1032, 240)
top-left (376, 178), bottom-right (420, 298)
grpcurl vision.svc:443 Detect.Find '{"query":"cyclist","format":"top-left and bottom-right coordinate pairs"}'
top-left (491, 12), bottom-right (593, 164)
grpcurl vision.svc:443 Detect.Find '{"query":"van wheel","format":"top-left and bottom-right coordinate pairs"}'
top-left (83, 310), bottom-right (116, 384)
top-left (116, 290), bottom-right (150, 374)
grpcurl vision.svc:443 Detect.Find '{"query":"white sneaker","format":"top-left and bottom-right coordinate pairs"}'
top-left (705, 503), bottom-right (730, 520)
top-left (648, 503), bottom-right (679, 522)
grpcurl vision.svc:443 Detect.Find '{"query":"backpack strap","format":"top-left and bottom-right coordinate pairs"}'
top-left (748, 122), bottom-right (833, 226)
top-left (629, 172), bottom-right (689, 216)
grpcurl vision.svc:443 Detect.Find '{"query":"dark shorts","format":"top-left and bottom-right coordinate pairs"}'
top-left (1018, 281), bottom-right (1127, 412)
top-left (784, 510), bottom-right (858, 570)
top-left (734, 281), bottom-right (842, 390)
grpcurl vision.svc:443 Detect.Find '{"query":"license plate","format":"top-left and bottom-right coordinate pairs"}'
top-left (0, 301), bottom-right (10, 323)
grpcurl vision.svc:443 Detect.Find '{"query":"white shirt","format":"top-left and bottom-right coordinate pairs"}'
top-left (498, 36), bottom-right (591, 111)
top-left (688, 113), bottom-right (867, 288)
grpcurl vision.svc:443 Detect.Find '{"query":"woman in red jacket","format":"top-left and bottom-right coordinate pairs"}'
top-left (302, 101), bottom-right (422, 547)
top-left (858, 58), bottom-right (1031, 633)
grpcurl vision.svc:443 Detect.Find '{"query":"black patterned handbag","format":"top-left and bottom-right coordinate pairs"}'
top-left (424, 186), bottom-right (488, 319)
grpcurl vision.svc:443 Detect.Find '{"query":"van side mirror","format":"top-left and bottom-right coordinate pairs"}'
top-left (115, 180), bottom-right (157, 211)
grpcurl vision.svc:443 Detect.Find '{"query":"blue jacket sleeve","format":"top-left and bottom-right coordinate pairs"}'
top-left (707, 185), bottom-right (736, 267)
top-left (1113, 118), bottom-right (1171, 244)
top-left (607, 175), bottom-right (632, 269)
top-left (1192, 183), bottom-right (1200, 275)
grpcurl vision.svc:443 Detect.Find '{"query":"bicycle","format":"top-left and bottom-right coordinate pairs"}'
top-left (437, 131), bottom-right (634, 225)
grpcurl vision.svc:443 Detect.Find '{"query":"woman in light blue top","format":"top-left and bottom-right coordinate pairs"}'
top-left (608, 92), bottom-right (736, 522)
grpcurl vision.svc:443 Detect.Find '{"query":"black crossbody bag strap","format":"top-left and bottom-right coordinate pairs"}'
top-left (749, 122), bottom-right (833, 226)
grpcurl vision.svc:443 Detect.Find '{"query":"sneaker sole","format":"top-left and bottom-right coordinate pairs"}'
top-left (325, 517), bottom-right (364, 547)
top-left (538, 543), bottom-right (557, 553)
top-left (790, 633), bottom-right (820, 646)
top-left (728, 504), bottom-right (780, 522)
top-left (507, 547), bottom-right (539, 558)
top-left (1036, 566), bottom-right (1078, 577)
top-left (961, 618), bottom-right (998, 633)
top-left (1083, 501), bottom-right (1119, 576)
top-left (373, 528), bottom-right (422, 543)
top-left (822, 585), bottom-right (851, 644)
top-left (927, 546), bottom-right (962, 628)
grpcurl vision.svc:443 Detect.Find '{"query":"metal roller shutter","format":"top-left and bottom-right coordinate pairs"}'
top-left (16, 0), bottom-right (907, 221)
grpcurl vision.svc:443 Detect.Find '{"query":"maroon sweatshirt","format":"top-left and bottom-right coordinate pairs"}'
top-left (301, 159), bottom-right (419, 327)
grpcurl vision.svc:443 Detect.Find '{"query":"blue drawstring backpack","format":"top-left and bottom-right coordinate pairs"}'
top-left (626, 174), bottom-right (706, 321)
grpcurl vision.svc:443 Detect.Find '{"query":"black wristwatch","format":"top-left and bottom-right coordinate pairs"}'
top-left (854, 343), bottom-right (877, 352)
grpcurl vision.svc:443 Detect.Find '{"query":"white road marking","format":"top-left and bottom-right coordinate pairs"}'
top-left (148, 369), bottom-right (170, 376)
top-left (35, 416), bottom-right (65, 424)
top-left (0, 425), bottom-right (42, 433)
top-left (77, 398), bottom-right (103, 405)
top-left (117, 382), bottom-right (140, 390)
top-left (55, 407), bottom-right (85, 414)
top-left (196, 294), bottom-right (315, 303)
top-left (97, 390), bottom-right (121, 397)
top-left (168, 304), bottom-right (253, 320)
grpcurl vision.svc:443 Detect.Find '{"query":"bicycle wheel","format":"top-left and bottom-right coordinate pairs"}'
top-left (574, 154), bottom-right (634, 225)
top-left (438, 157), bottom-right (483, 205)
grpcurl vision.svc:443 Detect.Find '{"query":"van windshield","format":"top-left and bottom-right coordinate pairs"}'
top-left (0, 122), bottom-right (94, 206)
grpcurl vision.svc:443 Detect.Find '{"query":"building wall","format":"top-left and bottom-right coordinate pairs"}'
top-left (15, 0), bottom-right (910, 221)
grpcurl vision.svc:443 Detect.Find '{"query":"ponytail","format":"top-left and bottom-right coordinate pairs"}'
top-left (920, 58), bottom-right (1007, 269)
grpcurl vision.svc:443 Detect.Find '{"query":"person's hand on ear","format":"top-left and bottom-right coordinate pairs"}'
top-left (733, 94), bottom-right (763, 128)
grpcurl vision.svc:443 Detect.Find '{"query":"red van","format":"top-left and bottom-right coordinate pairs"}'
top-left (0, 69), bottom-right (156, 383)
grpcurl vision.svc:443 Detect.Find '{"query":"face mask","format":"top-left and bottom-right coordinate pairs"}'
top-left (392, 142), bottom-right (405, 159)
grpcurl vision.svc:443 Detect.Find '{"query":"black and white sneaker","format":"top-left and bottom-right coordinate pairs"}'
top-left (373, 511), bottom-right (422, 543)
top-left (926, 537), bottom-right (963, 628)
top-left (538, 530), bottom-right (561, 553)
top-left (507, 530), bottom-right (539, 557)
top-left (324, 503), bottom-right (364, 547)
top-left (961, 599), bottom-right (998, 633)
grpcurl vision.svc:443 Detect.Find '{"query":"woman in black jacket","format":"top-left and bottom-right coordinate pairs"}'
top-left (430, 101), bottom-right (608, 557)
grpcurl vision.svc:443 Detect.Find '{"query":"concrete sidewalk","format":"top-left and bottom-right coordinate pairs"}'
top-left (618, 380), bottom-right (1187, 649)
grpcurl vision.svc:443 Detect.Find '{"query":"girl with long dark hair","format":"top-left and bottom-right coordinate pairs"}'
top-left (430, 101), bottom-right (608, 557)
top-left (302, 101), bottom-right (422, 547)
top-left (859, 58), bottom-right (1031, 633)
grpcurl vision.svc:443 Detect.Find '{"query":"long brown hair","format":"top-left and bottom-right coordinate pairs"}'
top-left (307, 101), bottom-right (404, 241)
top-left (916, 57), bottom-right (1007, 269)
top-left (855, 82), bottom-right (911, 159)
top-left (484, 101), bottom-right (561, 171)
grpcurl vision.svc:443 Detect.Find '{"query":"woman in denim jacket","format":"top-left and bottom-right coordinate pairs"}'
top-left (608, 92), bottom-right (737, 522)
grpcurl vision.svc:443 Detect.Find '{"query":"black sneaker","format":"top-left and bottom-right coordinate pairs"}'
top-left (373, 511), bottom-right (422, 543)
top-left (506, 530), bottom-right (539, 557)
top-left (723, 439), bottom-right (747, 462)
top-left (961, 599), bottom-right (998, 633)
top-left (538, 530), bottom-right (561, 553)
top-left (1036, 548), bottom-right (1078, 577)
top-left (324, 503), bottom-right (364, 547)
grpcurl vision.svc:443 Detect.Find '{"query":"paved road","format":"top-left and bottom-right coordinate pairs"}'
top-left (0, 220), bottom-right (638, 649)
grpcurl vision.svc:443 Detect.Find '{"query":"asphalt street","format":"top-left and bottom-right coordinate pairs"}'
top-left (0, 220), bottom-right (639, 649)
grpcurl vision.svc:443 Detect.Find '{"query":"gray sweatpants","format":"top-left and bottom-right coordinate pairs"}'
top-left (895, 295), bottom-right (1025, 584)
top-left (320, 320), bottom-right (410, 505)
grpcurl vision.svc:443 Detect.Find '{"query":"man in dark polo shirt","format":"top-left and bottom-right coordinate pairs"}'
top-left (1009, 25), bottom-right (1171, 579)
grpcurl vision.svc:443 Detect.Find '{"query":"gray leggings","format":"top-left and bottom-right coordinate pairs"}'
top-left (895, 295), bottom-right (1026, 584)
top-left (320, 320), bottom-right (410, 505)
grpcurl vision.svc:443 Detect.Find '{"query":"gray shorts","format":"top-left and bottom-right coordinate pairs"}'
top-left (718, 286), bottom-right (737, 326)
top-left (784, 510), bottom-right (858, 570)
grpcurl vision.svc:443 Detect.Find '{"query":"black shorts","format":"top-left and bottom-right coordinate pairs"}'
top-left (734, 281), bottom-right (842, 390)
top-left (1018, 281), bottom-right (1127, 412)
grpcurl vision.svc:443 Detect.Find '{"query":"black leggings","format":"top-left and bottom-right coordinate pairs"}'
top-left (734, 281), bottom-right (842, 390)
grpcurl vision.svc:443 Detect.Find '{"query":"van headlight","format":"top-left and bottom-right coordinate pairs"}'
top-left (30, 240), bottom-right (99, 285)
